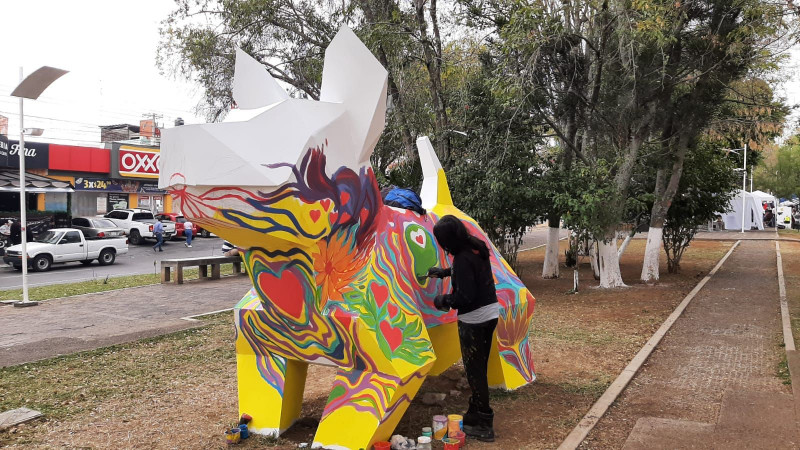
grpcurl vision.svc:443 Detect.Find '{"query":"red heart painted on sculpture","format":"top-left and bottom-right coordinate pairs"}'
top-left (380, 321), bottom-right (403, 352)
top-left (330, 212), bottom-right (339, 224)
top-left (321, 199), bottom-right (332, 211)
top-left (340, 192), bottom-right (351, 204)
top-left (257, 270), bottom-right (305, 319)
top-left (388, 303), bottom-right (399, 318)
top-left (372, 284), bottom-right (389, 307)
top-left (310, 210), bottom-right (321, 223)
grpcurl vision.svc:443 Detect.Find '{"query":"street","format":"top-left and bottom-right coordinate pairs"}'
top-left (0, 236), bottom-right (225, 289)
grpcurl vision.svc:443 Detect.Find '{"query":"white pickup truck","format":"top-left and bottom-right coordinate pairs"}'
top-left (103, 208), bottom-right (175, 245)
top-left (3, 228), bottom-right (129, 272)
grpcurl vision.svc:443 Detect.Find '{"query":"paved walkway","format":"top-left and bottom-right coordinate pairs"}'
top-left (584, 240), bottom-right (798, 448)
top-left (0, 275), bottom-right (252, 367)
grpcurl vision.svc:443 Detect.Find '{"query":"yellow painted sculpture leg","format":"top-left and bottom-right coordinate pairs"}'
top-left (427, 321), bottom-right (462, 376)
top-left (313, 365), bottom-right (432, 449)
top-left (235, 328), bottom-right (308, 435)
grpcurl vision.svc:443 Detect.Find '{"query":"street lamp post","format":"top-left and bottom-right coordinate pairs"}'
top-left (742, 143), bottom-right (747, 233)
top-left (10, 66), bottom-right (68, 308)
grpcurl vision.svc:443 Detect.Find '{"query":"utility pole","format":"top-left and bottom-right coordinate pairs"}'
top-left (141, 112), bottom-right (163, 143)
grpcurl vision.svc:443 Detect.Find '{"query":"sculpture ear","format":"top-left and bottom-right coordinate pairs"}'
top-left (418, 136), bottom-right (453, 210)
top-left (232, 48), bottom-right (290, 110)
top-left (319, 26), bottom-right (388, 164)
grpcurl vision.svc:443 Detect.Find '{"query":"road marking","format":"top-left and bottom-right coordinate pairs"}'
top-left (557, 240), bottom-right (741, 450)
top-left (518, 235), bottom-right (568, 253)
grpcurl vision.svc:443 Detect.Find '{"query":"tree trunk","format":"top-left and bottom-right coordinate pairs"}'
top-left (589, 240), bottom-right (600, 280)
top-left (542, 217), bottom-right (561, 279)
top-left (641, 226), bottom-right (663, 283)
top-left (598, 236), bottom-right (626, 288)
top-left (641, 134), bottom-right (690, 282)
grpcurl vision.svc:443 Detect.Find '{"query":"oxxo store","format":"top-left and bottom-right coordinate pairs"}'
top-left (72, 143), bottom-right (172, 215)
top-left (0, 139), bottom-right (174, 217)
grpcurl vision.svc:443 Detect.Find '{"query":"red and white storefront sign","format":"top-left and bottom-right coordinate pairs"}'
top-left (119, 146), bottom-right (160, 179)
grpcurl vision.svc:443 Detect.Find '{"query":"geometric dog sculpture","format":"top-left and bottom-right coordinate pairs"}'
top-left (159, 26), bottom-right (535, 450)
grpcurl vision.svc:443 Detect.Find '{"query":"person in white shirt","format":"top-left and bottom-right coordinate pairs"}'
top-left (183, 219), bottom-right (194, 248)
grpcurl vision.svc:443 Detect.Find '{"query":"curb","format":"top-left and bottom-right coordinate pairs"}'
top-left (775, 241), bottom-right (800, 434)
top-left (557, 240), bottom-right (741, 450)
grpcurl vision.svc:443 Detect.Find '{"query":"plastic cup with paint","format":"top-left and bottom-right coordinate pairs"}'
top-left (225, 428), bottom-right (241, 444)
top-left (416, 436), bottom-right (432, 450)
top-left (421, 426), bottom-right (432, 437)
top-left (443, 437), bottom-right (460, 450)
top-left (373, 441), bottom-right (391, 450)
top-left (238, 423), bottom-right (249, 439)
top-left (433, 415), bottom-right (448, 439)
top-left (447, 414), bottom-right (463, 435)
top-left (450, 430), bottom-right (466, 447)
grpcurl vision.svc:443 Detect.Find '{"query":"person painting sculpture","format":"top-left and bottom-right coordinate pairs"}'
top-left (428, 215), bottom-right (499, 442)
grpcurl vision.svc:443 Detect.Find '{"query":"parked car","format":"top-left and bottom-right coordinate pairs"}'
top-left (3, 228), bottom-right (129, 271)
top-left (71, 217), bottom-right (125, 238)
top-left (103, 209), bottom-right (175, 245)
top-left (155, 213), bottom-right (202, 239)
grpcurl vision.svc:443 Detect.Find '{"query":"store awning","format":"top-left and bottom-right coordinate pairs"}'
top-left (0, 170), bottom-right (74, 193)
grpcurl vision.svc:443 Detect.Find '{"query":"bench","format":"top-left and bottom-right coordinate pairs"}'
top-left (161, 255), bottom-right (246, 284)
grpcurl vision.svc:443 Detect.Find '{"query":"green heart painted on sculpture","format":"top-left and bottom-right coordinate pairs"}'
top-left (404, 223), bottom-right (438, 281)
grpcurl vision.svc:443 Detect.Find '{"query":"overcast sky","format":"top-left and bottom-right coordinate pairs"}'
top-left (2, 0), bottom-right (800, 148)
top-left (0, 0), bottom-right (205, 147)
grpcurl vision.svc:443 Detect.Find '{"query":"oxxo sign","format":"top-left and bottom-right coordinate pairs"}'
top-left (119, 146), bottom-right (160, 179)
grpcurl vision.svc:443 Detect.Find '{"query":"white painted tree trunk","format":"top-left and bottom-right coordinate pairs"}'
top-left (640, 226), bottom-right (663, 282)
top-left (598, 239), bottom-right (626, 288)
top-left (618, 233), bottom-right (633, 258)
top-left (542, 223), bottom-right (560, 279)
top-left (589, 240), bottom-right (600, 280)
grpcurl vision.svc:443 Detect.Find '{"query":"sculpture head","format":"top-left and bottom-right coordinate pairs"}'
top-left (158, 27), bottom-right (388, 252)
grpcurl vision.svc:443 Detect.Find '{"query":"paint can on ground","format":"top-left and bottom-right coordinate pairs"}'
top-left (421, 426), bottom-right (432, 437)
top-left (433, 415), bottom-right (448, 439)
top-left (238, 424), bottom-right (249, 439)
top-left (450, 430), bottom-right (466, 447)
top-left (225, 428), bottom-right (241, 444)
top-left (417, 436), bottom-right (432, 450)
top-left (447, 414), bottom-right (463, 435)
top-left (443, 438), bottom-right (460, 450)
top-left (373, 441), bottom-right (391, 450)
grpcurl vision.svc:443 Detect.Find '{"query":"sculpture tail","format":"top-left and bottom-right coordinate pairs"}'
top-left (417, 136), bottom-right (453, 211)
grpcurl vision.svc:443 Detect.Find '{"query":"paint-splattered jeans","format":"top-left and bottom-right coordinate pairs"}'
top-left (458, 318), bottom-right (498, 415)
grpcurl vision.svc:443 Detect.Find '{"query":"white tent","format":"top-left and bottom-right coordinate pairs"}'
top-left (722, 190), bottom-right (764, 230)
top-left (750, 190), bottom-right (776, 210)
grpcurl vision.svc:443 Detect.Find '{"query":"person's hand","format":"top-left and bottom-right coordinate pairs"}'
top-left (428, 267), bottom-right (448, 278)
top-left (433, 295), bottom-right (450, 311)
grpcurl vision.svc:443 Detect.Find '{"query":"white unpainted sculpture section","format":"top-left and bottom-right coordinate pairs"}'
top-left (598, 239), bottom-right (626, 288)
top-left (640, 226), bottom-right (663, 282)
top-left (542, 222), bottom-right (560, 279)
top-left (418, 136), bottom-right (443, 211)
top-left (159, 26), bottom-right (389, 192)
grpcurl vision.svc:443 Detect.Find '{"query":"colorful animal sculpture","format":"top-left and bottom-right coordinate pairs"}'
top-left (159, 26), bottom-right (535, 450)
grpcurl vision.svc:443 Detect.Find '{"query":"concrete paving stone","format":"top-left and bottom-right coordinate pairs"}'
top-left (0, 275), bottom-right (252, 367)
top-left (622, 417), bottom-right (715, 450)
top-left (715, 390), bottom-right (797, 439)
top-left (0, 407), bottom-right (43, 430)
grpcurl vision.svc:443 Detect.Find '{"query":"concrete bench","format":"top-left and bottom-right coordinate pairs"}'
top-left (161, 255), bottom-right (246, 284)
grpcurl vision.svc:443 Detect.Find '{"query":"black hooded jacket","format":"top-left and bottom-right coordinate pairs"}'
top-left (439, 248), bottom-right (498, 315)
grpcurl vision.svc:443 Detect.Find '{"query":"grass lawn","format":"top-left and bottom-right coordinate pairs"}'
top-left (778, 228), bottom-right (800, 240)
top-left (780, 241), bottom-right (800, 352)
top-left (0, 239), bottom-right (734, 449)
top-left (0, 264), bottom-right (239, 302)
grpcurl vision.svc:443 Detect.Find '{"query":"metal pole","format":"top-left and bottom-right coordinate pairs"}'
top-left (18, 67), bottom-right (31, 304)
top-left (741, 143), bottom-right (747, 233)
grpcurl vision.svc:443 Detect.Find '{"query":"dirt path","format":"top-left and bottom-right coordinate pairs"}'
top-left (583, 240), bottom-right (797, 449)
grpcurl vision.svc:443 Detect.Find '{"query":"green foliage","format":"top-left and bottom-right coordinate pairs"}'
top-left (663, 143), bottom-right (738, 273)
top-left (754, 133), bottom-right (800, 199)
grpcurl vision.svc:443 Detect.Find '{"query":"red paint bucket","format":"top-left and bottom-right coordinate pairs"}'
top-left (373, 441), bottom-right (391, 450)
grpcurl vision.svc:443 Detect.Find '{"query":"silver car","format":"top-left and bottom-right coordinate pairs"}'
top-left (71, 217), bottom-right (125, 238)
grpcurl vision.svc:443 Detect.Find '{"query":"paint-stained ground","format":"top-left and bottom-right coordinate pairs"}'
top-left (0, 239), bottom-right (732, 449)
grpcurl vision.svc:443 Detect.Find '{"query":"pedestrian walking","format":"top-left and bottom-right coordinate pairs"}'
top-left (427, 215), bottom-right (499, 442)
top-left (152, 220), bottom-right (164, 252)
top-left (183, 219), bottom-right (193, 248)
top-left (9, 220), bottom-right (21, 245)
